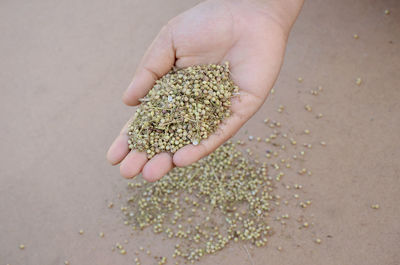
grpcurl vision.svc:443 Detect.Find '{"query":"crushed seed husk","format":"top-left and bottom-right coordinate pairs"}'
top-left (122, 141), bottom-right (276, 262)
top-left (127, 63), bottom-right (239, 158)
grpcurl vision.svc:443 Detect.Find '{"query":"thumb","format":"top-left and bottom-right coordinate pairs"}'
top-left (123, 25), bottom-right (175, 106)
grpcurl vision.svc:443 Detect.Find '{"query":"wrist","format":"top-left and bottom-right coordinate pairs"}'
top-left (227, 0), bottom-right (304, 32)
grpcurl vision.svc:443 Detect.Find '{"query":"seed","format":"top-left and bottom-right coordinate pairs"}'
top-left (320, 141), bottom-right (327, 146)
top-left (79, 230), bottom-right (84, 235)
top-left (277, 246), bottom-right (283, 251)
top-left (64, 261), bottom-right (70, 265)
top-left (316, 113), bottom-right (323, 119)
top-left (108, 202), bottom-right (114, 208)
top-left (304, 129), bottom-right (310, 134)
top-left (297, 77), bottom-right (303, 83)
top-left (384, 9), bottom-right (390, 15)
top-left (303, 222), bottom-right (309, 228)
top-left (298, 168), bottom-right (306, 175)
top-left (19, 244), bottom-right (25, 250)
top-left (371, 204), bottom-right (380, 209)
top-left (356, 77), bottom-right (362, 85)
top-left (248, 135), bottom-right (254, 141)
top-left (353, 34), bottom-right (359, 39)
top-left (99, 232), bottom-right (104, 238)
top-left (304, 104), bottom-right (312, 112)
top-left (120, 249), bottom-right (127, 255)
top-left (315, 238), bottom-right (322, 244)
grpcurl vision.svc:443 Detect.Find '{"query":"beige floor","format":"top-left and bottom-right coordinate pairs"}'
top-left (1, 0), bottom-right (399, 264)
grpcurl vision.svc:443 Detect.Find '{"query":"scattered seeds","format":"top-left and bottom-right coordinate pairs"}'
top-left (123, 142), bottom-right (275, 262)
top-left (114, 70), bottom-right (328, 262)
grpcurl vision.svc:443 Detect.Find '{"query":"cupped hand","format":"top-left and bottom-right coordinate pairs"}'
top-left (107, 0), bottom-right (303, 181)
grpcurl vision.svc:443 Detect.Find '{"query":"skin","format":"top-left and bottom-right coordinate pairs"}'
top-left (107, 0), bottom-right (304, 182)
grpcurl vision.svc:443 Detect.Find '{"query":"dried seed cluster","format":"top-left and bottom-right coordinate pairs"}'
top-left (122, 141), bottom-right (276, 262)
top-left (128, 63), bottom-right (239, 158)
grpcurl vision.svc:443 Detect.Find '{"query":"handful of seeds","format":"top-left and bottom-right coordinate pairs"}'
top-left (128, 62), bottom-right (239, 158)
top-left (123, 141), bottom-right (276, 263)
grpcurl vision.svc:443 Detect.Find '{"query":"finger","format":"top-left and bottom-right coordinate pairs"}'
top-left (142, 153), bottom-right (174, 182)
top-left (106, 119), bottom-right (133, 165)
top-left (123, 25), bottom-right (176, 106)
top-left (119, 150), bottom-right (148, 179)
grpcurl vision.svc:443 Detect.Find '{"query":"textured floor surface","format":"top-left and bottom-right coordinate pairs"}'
top-left (0, 0), bottom-right (399, 264)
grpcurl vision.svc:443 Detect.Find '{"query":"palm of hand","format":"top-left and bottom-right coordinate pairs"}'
top-left (107, 0), bottom-right (290, 181)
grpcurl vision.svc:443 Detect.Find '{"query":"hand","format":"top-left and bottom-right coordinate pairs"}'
top-left (107, 0), bottom-right (304, 181)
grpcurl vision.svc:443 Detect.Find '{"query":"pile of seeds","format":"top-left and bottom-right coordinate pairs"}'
top-left (123, 141), bottom-right (276, 263)
top-left (127, 63), bottom-right (239, 158)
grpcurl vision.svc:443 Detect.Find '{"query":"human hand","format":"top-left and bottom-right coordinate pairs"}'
top-left (107, 0), bottom-right (304, 181)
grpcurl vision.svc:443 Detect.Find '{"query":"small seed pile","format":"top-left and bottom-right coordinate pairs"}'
top-left (128, 63), bottom-right (239, 158)
top-left (123, 141), bottom-right (276, 263)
